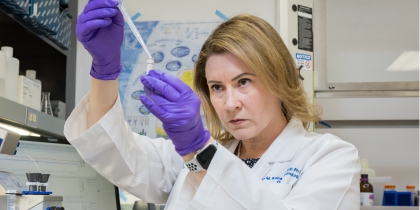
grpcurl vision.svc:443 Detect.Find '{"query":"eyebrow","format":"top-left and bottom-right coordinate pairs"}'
top-left (207, 72), bottom-right (256, 84)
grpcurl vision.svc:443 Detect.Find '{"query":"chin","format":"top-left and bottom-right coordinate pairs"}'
top-left (229, 129), bottom-right (255, 141)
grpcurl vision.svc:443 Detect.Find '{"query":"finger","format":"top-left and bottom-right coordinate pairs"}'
top-left (112, 9), bottom-right (125, 27)
top-left (144, 87), bottom-right (171, 110)
top-left (144, 87), bottom-right (152, 97)
top-left (139, 95), bottom-right (166, 119)
top-left (79, 8), bottom-right (118, 23)
top-left (146, 90), bottom-right (171, 107)
top-left (77, 19), bottom-right (112, 39)
top-left (141, 75), bottom-right (181, 102)
top-left (83, 0), bottom-right (119, 14)
top-left (149, 70), bottom-right (191, 93)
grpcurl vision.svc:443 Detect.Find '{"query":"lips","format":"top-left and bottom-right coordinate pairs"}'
top-left (229, 119), bottom-right (246, 125)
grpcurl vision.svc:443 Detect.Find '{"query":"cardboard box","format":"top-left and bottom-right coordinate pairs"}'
top-left (16, 75), bottom-right (41, 111)
top-left (50, 100), bottom-right (65, 120)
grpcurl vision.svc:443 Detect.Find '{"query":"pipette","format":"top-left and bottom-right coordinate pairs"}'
top-left (117, 0), bottom-right (154, 72)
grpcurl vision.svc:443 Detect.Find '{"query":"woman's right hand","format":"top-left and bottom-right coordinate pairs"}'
top-left (76, 0), bottom-right (124, 80)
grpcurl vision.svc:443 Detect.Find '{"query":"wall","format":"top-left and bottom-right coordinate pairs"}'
top-left (312, 0), bottom-right (419, 190)
top-left (315, 96), bottom-right (419, 190)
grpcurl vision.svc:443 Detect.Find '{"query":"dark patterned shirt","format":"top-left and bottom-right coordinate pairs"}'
top-left (240, 158), bottom-right (260, 168)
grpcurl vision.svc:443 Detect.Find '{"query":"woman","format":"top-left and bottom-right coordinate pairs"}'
top-left (65, 0), bottom-right (361, 209)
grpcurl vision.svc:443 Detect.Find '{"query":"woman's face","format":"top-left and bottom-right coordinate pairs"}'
top-left (205, 52), bottom-right (285, 141)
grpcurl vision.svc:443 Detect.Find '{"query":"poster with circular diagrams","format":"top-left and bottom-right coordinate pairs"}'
top-left (119, 20), bottom-right (221, 139)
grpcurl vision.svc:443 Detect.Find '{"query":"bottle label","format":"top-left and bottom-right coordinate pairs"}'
top-left (360, 192), bottom-right (374, 206)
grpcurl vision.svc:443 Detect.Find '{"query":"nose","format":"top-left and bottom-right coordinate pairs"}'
top-left (224, 88), bottom-right (241, 111)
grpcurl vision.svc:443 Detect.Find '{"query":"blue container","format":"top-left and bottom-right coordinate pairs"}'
top-left (383, 191), bottom-right (413, 206)
top-left (47, 7), bottom-right (72, 50)
top-left (383, 191), bottom-right (397, 206)
top-left (21, 0), bottom-right (60, 36)
top-left (0, 0), bottom-right (32, 15)
top-left (397, 192), bottom-right (412, 206)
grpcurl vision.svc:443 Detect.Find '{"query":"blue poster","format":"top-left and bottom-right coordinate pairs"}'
top-left (119, 20), bottom-right (221, 139)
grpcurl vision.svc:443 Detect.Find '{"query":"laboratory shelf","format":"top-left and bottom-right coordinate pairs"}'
top-left (0, 7), bottom-right (68, 56)
top-left (0, 96), bottom-right (65, 139)
top-left (361, 207), bottom-right (419, 210)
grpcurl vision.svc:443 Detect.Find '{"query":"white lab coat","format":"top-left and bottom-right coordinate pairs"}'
top-left (64, 93), bottom-right (361, 210)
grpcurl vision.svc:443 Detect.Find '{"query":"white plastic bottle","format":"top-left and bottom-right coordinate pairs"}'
top-left (0, 47), bottom-right (6, 98)
top-left (1, 47), bottom-right (19, 102)
top-left (26, 70), bottom-right (42, 85)
top-left (360, 159), bottom-right (376, 177)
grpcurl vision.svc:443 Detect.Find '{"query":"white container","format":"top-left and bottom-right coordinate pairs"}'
top-left (369, 176), bottom-right (392, 206)
top-left (16, 75), bottom-right (41, 111)
top-left (1, 47), bottom-right (19, 102)
top-left (25, 70), bottom-right (42, 85)
top-left (50, 100), bottom-right (66, 120)
top-left (360, 159), bottom-right (376, 177)
top-left (0, 49), bottom-right (6, 97)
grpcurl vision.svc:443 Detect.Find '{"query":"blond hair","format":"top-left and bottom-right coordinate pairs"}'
top-left (194, 14), bottom-right (321, 144)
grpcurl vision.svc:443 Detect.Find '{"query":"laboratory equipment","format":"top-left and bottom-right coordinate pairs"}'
top-left (0, 127), bottom-right (20, 155)
top-left (407, 185), bottom-right (416, 206)
top-left (1, 139), bottom-right (119, 209)
top-left (382, 184), bottom-right (413, 206)
top-left (117, 0), bottom-right (154, 73)
top-left (0, 128), bottom-right (64, 209)
top-left (26, 172), bottom-right (41, 191)
top-left (382, 184), bottom-right (396, 206)
top-left (38, 173), bottom-right (50, 192)
top-left (0, 43), bottom-right (6, 98)
top-left (1, 46), bottom-right (19, 102)
top-left (51, 100), bottom-right (66, 120)
top-left (26, 70), bottom-right (42, 85)
top-left (0, 171), bottom-right (64, 210)
top-left (360, 174), bottom-right (374, 206)
top-left (360, 159), bottom-right (376, 177)
top-left (41, 92), bottom-right (53, 115)
top-left (17, 75), bottom-right (42, 111)
top-left (369, 176), bottom-right (392, 206)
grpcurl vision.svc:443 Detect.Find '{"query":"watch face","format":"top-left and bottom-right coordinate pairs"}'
top-left (196, 144), bottom-right (217, 170)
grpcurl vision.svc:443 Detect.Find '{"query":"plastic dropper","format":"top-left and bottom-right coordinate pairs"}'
top-left (117, 0), bottom-right (154, 73)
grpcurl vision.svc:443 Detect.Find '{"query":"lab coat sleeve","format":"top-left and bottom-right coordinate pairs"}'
top-left (63, 92), bottom-right (184, 204)
top-left (187, 134), bottom-right (360, 210)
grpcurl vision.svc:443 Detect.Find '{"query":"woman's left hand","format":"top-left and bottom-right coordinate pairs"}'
top-left (140, 70), bottom-right (210, 156)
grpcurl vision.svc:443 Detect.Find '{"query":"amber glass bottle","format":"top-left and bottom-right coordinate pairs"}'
top-left (360, 174), bottom-right (374, 206)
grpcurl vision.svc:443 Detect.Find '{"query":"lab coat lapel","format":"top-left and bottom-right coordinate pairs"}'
top-left (252, 118), bottom-right (306, 178)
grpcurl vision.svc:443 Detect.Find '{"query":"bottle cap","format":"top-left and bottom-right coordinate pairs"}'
top-left (406, 185), bottom-right (415, 190)
top-left (146, 58), bottom-right (154, 64)
top-left (26, 70), bottom-right (37, 80)
top-left (360, 159), bottom-right (369, 168)
top-left (361, 174), bottom-right (369, 178)
top-left (385, 184), bottom-right (396, 189)
top-left (1, 46), bottom-right (13, 58)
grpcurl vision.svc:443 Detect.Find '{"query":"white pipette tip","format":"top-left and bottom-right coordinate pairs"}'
top-left (146, 58), bottom-right (154, 74)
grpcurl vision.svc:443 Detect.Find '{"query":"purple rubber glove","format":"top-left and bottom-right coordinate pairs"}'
top-left (140, 70), bottom-right (210, 156)
top-left (76, 0), bottom-right (124, 80)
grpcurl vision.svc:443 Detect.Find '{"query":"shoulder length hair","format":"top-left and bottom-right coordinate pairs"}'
top-left (193, 14), bottom-right (321, 144)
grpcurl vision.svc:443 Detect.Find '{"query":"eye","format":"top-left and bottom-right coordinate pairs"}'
top-left (211, 84), bottom-right (224, 91)
top-left (238, 78), bottom-right (251, 86)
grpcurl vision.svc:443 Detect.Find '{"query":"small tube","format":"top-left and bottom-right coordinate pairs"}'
top-left (146, 58), bottom-right (154, 74)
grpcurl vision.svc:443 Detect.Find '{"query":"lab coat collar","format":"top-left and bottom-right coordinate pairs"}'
top-left (258, 117), bottom-right (306, 163)
top-left (226, 118), bottom-right (307, 177)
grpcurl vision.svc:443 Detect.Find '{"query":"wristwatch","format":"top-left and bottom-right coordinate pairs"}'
top-left (185, 141), bottom-right (218, 172)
